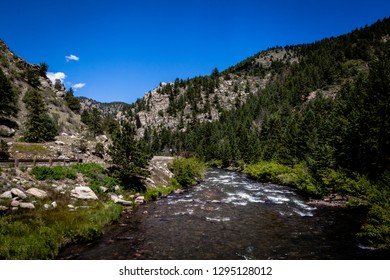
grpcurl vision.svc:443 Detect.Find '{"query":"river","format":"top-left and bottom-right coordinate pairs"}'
top-left (58, 168), bottom-right (389, 259)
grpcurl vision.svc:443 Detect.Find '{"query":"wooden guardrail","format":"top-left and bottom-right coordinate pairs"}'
top-left (0, 158), bottom-right (83, 167)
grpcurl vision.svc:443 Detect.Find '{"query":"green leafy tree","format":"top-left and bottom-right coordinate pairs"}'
top-left (108, 123), bottom-right (152, 191)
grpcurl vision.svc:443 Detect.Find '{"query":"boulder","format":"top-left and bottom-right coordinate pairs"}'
top-left (11, 188), bottom-right (27, 199)
top-left (11, 200), bottom-right (20, 207)
top-left (0, 206), bottom-right (8, 211)
top-left (19, 202), bottom-right (35, 209)
top-left (0, 125), bottom-right (15, 137)
top-left (135, 196), bottom-right (145, 204)
top-left (55, 140), bottom-right (65, 145)
top-left (51, 201), bottom-right (58, 208)
top-left (110, 194), bottom-right (133, 206)
top-left (0, 191), bottom-right (12, 199)
top-left (71, 186), bottom-right (98, 200)
top-left (99, 186), bottom-right (109, 193)
top-left (26, 188), bottom-right (48, 199)
top-left (96, 135), bottom-right (108, 143)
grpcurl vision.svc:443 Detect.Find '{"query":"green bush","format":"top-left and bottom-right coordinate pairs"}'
top-left (31, 166), bottom-right (76, 181)
top-left (144, 178), bottom-right (182, 202)
top-left (170, 157), bottom-right (206, 188)
top-left (358, 204), bottom-right (390, 250)
top-left (320, 168), bottom-right (372, 196)
top-left (244, 161), bottom-right (321, 196)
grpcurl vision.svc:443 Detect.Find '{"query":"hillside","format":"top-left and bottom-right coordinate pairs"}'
top-left (0, 40), bottom-right (110, 163)
top-left (0, 40), bottom-right (84, 138)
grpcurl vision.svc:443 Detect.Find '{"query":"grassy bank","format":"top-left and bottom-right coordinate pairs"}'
top-left (144, 157), bottom-right (206, 201)
top-left (244, 161), bottom-right (390, 249)
top-left (0, 201), bottom-right (122, 259)
top-left (0, 163), bottom-right (125, 259)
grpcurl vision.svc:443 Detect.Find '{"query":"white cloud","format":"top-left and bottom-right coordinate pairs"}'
top-left (47, 72), bottom-right (66, 84)
top-left (73, 83), bottom-right (86, 90)
top-left (65, 54), bottom-right (80, 62)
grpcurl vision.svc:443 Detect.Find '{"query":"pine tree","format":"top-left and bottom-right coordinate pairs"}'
top-left (23, 89), bottom-right (58, 142)
top-left (0, 68), bottom-right (18, 117)
top-left (108, 123), bottom-right (152, 191)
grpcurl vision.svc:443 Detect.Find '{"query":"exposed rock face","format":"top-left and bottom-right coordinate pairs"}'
top-left (146, 156), bottom-right (174, 188)
top-left (70, 186), bottom-right (98, 200)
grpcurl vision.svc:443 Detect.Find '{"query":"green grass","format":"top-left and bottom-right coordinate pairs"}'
top-left (11, 143), bottom-right (48, 156)
top-left (0, 201), bottom-right (122, 259)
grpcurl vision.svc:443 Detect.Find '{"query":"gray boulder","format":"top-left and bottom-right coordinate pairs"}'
top-left (135, 196), bottom-right (145, 204)
top-left (110, 194), bottom-right (133, 206)
top-left (0, 125), bottom-right (15, 137)
top-left (0, 191), bottom-right (12, 199)
top-left (26, 188), bottom-right (48, 199)
top-left (19, 202), bottom-right (35, 209)
top-left (11, 188), bottom-right (27, 199)
top-left (71, 186), bottom-right (98, 200)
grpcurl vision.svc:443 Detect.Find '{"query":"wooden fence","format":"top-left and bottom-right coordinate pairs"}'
top-left (0, 158), bottom-right (83, 168)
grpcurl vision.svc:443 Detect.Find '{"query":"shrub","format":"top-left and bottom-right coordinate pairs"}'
top-left (244, 161), bottom-right (321, 196)
top-left (358, 203), bottom-right (390, 250)
top-left (0, 139), bottom-right (10, 160)
top-left (170, 157), bottom-right (206, 188)
top-left (31, 166), bottom-right (77, 181)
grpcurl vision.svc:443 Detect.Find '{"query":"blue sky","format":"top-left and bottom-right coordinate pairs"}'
top-left (1, 0), bottom-right (389, 103)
